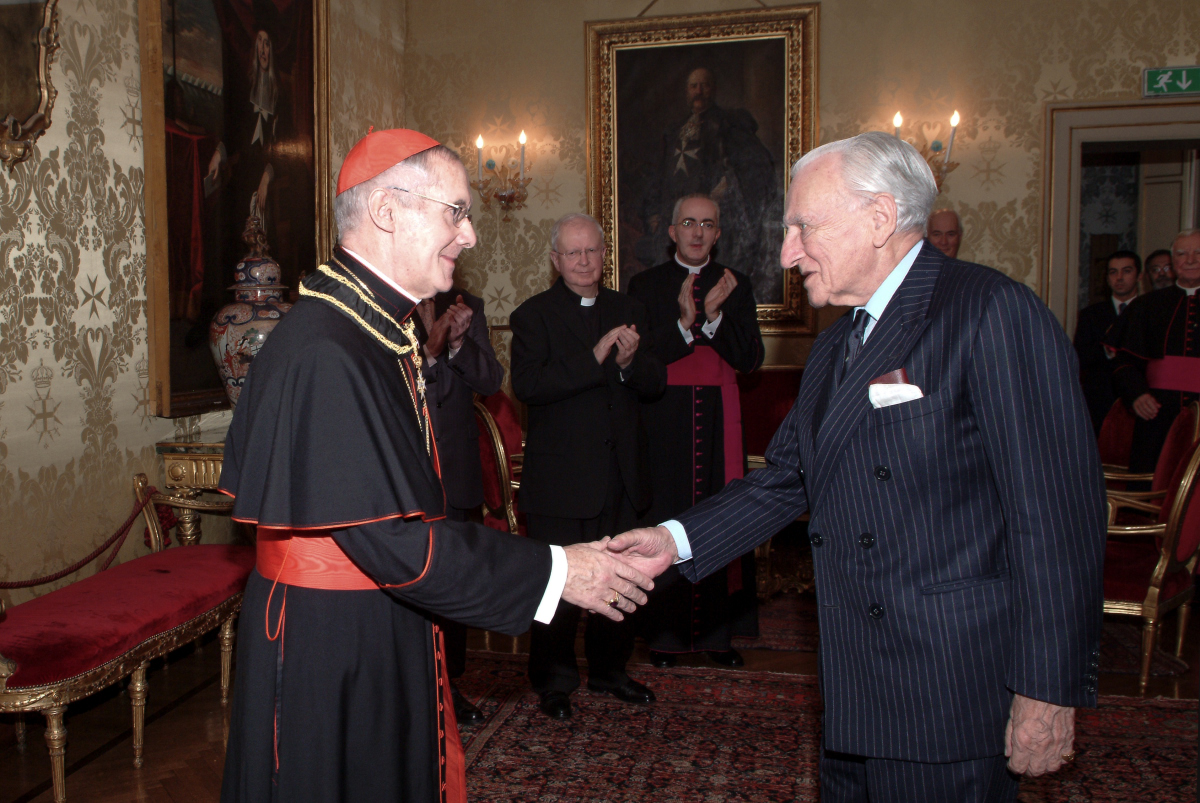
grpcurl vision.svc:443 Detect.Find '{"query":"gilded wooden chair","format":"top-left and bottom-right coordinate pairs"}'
top-left (0, 475), bottom-right (249, 802)
top-left (1103, 437), bottom-right (1200, 693)
top-left (1104, 401), bottom-right (1200, 505)
top-left (475, 396), bottom-right (523, 535)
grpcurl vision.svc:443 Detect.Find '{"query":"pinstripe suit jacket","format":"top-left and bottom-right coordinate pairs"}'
top-left (676, 243), bottom-right (1106, 762)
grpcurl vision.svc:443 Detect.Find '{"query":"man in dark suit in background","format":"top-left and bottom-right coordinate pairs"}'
top-left (414, 287), bottom-right (505, 725)
top-left (608, 132), bottom-right (1105, 801)
top-left (511, 213), bottom-right (667, 720)
top-left (1073, 250), bottom-right (1140, 433)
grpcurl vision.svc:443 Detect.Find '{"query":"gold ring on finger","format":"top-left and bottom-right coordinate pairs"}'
top-left (1061, 752), bottom-right (1076, 763)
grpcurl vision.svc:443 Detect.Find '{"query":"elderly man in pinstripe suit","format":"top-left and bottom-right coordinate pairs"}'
top-left (609, 131), bottom-right (1106, 802)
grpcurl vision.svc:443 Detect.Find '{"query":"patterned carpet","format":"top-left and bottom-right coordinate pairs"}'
top-left (457, 653), bottom-right (1197, 802)
top-left (731, 591), bottom-right (1190, 677)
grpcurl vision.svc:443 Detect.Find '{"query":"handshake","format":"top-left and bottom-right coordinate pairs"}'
top-left (560, 526), bottom-right (682, 621)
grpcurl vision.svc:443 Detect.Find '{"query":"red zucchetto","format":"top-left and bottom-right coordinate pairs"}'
top-left (335, 128), bottom-right (441, 195)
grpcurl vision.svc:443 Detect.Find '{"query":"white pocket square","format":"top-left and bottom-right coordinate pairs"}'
top-left (869, 383), bottom-right (925, 409)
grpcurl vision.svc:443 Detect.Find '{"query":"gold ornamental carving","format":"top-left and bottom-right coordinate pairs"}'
top-left (0, 0), bottom-right (60, 171)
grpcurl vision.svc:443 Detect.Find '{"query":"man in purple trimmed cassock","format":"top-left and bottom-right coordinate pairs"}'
top-left (627, 193), bottom-right (764, 669)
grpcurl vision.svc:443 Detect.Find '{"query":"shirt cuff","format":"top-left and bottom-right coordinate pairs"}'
top-left (448, 344), bottom-right (461, 360)
top-left (660, 519), bottom-right (693, 563)
top-left (701, 312), bottom-right (723, 339)
top-left (678, 319), bottom-right (695, 345)
top-left (534, 545), bottom-right (568, 624)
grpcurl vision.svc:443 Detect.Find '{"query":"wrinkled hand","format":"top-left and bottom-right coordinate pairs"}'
top-left (606, 526), bottom-right (678, 580)
top-left (594, 325), bottom-right (625, 365)
top-left (704, 269), bottom-right (737, 322)
top-left (561, 541), bottom-right (654, 622)
top-left (206, 149), bottom-right (221, 182)
top-left (1132, 393), bottom-right (1161, 421)
top-left (614, 324), bottom-right (639, 370)
top-left (678, 273), bottom-right (698, 330)
top-left (1005, 694), bottom-right (1075, 777)
top-left (443, 295), bottom-right (474, 351)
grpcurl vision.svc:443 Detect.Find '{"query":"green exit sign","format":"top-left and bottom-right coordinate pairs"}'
top-left (1144, 67), bottom-right (1200, 97)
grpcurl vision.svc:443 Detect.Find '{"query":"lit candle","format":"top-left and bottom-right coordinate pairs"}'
top-left (475, 135), bottom-right (484, 181)
top-left (893, 112), bottom-right (903, 139)
top-left (518, 130), bottom-right (527, 180)
top-left (943, 111), bottom-right (960, 166)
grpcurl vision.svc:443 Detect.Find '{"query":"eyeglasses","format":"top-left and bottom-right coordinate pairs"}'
top-left (387, 187), bottom-right (472, 227)
top-left (552, 247), bottom-right (602, 262)
top-left (677, 219), bottom-right (716, 230)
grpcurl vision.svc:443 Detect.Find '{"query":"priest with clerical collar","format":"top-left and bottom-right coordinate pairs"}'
top-left (218, 129), bottom-right (659, 803)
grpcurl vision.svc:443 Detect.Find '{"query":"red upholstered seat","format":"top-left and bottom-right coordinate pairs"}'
top-left (737, 368), bottom-right (803, 457)
top-left (1098, 399), bottom-right (1136, 468)
top-left (1103, 540), bottom-right (1191, 602)
top-left (0, 544), bottom-right (255, 689)
top-left (476, 392), bottom-right (526, 535)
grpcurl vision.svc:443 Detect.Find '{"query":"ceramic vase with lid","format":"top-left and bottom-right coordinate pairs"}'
top-left (209, 214), bottom-right (292, 407)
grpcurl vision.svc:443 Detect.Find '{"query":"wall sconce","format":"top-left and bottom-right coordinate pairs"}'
top-left (893, 110), bottom-right (961, 192)
top-left (472, 131), bottom-right (533, 221)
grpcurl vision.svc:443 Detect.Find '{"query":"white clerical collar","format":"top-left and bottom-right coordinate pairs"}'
top-left (341, 247), bottom-right (421, 304)
top-left (1178, 282), bottom-right (1199, 296)
top-left (580, 295), bottom-right (597, 307)
top-left (675, 253), bottom-right (710, 274)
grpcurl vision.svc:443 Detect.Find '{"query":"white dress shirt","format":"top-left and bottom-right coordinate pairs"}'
top-left (661, 239), bottom-right (924, 562)
top-left (340, 246), bottom-right (568, 622)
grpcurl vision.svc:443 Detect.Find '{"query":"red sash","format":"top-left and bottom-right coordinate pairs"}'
top-left (667, 345), bottom-right (745, 592)
top-left (1146, 356), bottom-right (1200, 395)
top-left (256, 529), bottom-right (465, 802)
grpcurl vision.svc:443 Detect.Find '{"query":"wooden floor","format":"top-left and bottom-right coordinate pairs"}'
top-left (2, 609), bottom-right (1196, 803)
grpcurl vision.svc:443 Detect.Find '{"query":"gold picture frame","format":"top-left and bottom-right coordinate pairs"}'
top-left (0, 0), bottom-right (60, 171)
top-left (139, 0), bottom-right (333, 417)
top-left (586, 5), bottom-right (817, 333)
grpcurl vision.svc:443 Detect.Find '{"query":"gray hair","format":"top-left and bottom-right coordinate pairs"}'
top-left (550, 213), bottom-right (604, 252)
top-left (334, 144), bottom-right (461, 239)
top-left (671, 193), bottom-right (720, 226)
top-left (790, 131), bottom-right (938, 235)
top-left (1174, 228), bottom-right (1200, 249)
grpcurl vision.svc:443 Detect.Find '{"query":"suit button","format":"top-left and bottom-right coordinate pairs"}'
top-left (607, 403), bottom-right (614, 410)
top-left (1085, 684), bottom-right (1096, 694)
top-left (859, 533), bottom-right (875, 549)
top-left (874, 465), bottom-right (891, 481)
top-left (810, 532), bottom-right (823, 546)
top-left (869, 604), bottom-right (884, 619)
top-left (798, 468), bottom-right (805, 481)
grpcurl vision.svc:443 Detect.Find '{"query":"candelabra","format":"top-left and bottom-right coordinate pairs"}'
top-left (893, 111), bottom-right (961, 192)
top-left (471, 132), bottom-right (532, 221)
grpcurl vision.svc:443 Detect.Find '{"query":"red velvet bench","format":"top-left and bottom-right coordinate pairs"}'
top-left (0, 474), bottom-right (253, 802)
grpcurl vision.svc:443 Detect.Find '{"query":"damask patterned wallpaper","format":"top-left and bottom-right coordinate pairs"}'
top-left (0, 0), bottom-right (405, 604)
top-left (405, 0), bottom-right (1200, 367)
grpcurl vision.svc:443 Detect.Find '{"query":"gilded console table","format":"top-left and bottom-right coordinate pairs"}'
top-left (155, 421), bottom-right (234, 544)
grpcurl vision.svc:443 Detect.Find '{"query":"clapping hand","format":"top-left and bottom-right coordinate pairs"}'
top-left (561, 538), bottom-right (654, 621)
top-left (605, 526), bottom-right (678, 580)
top-left (703, 269), bottom-right (737, 322)
top-left (422, 297), bottom-right (474, 358)
top-left (678, 274), bottom-right (698, 330)
top-left (614, 325), bottom-right (639, 369)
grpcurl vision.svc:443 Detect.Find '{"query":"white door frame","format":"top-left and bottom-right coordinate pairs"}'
top-left (1041, 98), bottom-right (1200, 336)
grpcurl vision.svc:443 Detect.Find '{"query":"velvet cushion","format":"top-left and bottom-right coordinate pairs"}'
top-left (0, 544), bottom-right (255, 689)
top-left (737, 369), bottom-right (803, 457)
top-left (1152, 406), bottom-right (1197, 492)
top-left (1103, 540), bottom-right (1191, 603)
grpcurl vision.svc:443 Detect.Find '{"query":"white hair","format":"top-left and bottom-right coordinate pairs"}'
top-left (334, 145), bottom-right (460, 239)
top-left (551, 213), bottom-right (604, 252)
top-left (1174, 228), bottom-right (1200, 249)
top-left (790, 131), bottom-right (938, 235)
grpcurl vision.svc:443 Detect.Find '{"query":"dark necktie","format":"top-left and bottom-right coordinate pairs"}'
top-left (840, 308), bottom-right (870, 383)
top-left (1118, 302), bottom-right (1127, 315)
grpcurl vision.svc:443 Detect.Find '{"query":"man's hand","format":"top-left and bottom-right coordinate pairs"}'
top-left (678, 273), bottom-right (698, 331)
top-left (594, 325), bottom-right (625, 365)
top-left (606, 526), bottom-right (678, 580)
top-left (1005, 694), bottom-right (1075, 777)
top-left (561, 542), bottom-right (654, 622)
top-left (703, 269), bottom-right (737, 322)
top-left (1132, 393), bottom-right (1161, 420)
top-left (444, 295), bottom-right (473, 351)
top-left (614, 324), bottom-right (639, 370)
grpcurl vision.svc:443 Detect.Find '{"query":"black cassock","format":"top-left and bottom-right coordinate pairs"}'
top-left (1107, 285), bottom-right (1200, 473)
top-left (219, 249), bottom-right (551, 803)
top-left (627, 260), bottom-right (764, 652)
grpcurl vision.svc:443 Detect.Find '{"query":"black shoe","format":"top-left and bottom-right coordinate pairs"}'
top-left (451, 684), bottom-right (484, 726)
top-left (649, 651), bottom-right (677, 668)
top-left (707, 649), bottom-right (745, 667)
top-left (587, 677), bottom-right (656, 705)
top-left (538, 691), bottom-right (572, 720)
